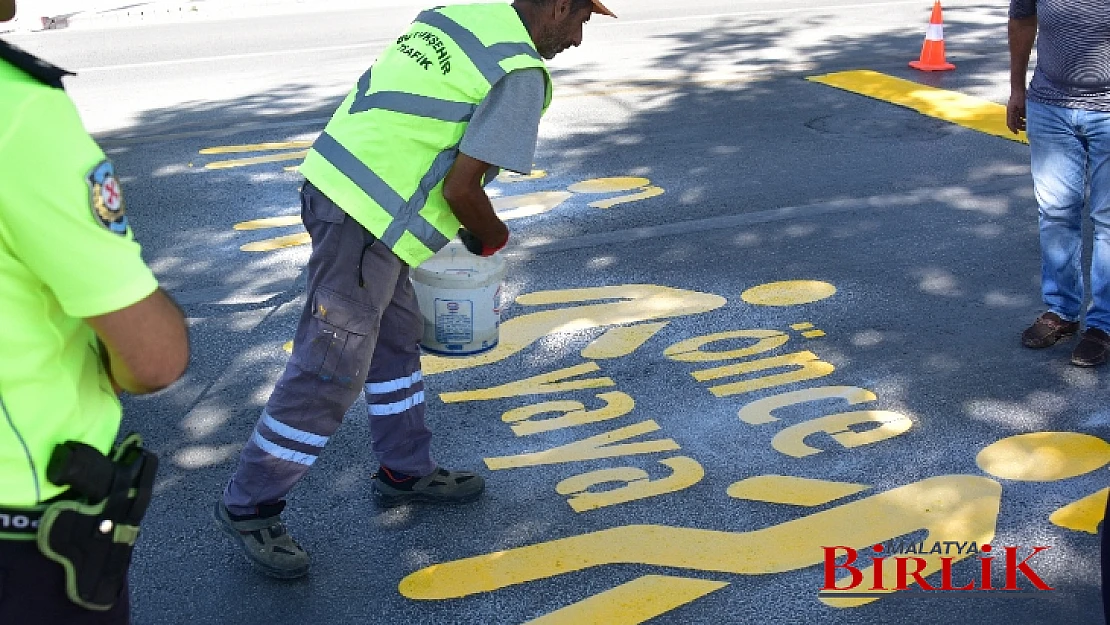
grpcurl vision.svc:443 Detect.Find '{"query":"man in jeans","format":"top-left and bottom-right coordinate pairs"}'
top-left (1008, 0), bottom-right (1110, 366)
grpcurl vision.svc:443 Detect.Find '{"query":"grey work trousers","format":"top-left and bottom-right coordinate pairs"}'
top-left (224, 182), bottom-right (436, 515)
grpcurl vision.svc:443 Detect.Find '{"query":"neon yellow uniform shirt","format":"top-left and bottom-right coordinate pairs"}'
top-left (0, 47), bottom-right (158, 507)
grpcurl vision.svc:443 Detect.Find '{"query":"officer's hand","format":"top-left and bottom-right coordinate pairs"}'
top-left (459, 228), bottom-right (507, 257)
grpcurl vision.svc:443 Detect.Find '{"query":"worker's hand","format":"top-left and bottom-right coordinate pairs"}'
top-left (459, 228), bottom-right (507, 257)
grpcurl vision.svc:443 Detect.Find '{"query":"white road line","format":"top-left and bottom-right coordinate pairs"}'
top-left (76, 41), bottom-right (384, 72)
top-left (615, 0), bottom-right (927, 26)
top-left (74, 0), bottom-right (926, 72)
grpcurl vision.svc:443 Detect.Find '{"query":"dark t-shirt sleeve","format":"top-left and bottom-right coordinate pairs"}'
top-left (1009, 0), bottom-right (1036, 19)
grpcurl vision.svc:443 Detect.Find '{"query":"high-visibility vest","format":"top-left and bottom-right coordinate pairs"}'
top-left (299, 3), bottom-right (552, 267)
top-left (1, 42), bottom-right (156, 511)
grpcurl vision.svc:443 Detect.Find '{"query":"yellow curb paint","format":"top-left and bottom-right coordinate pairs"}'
top-left (727, 475), bottom-right (869, 506)
top-left (741, 280), bottom-right (837, 306)
top-left (807, 70), bottom-right (1028, 144)
top-left (523, 575), bottom-right (728, 625)
top-left (233, 216), bottom-right (302, 230)
top-left (976, 432), bottom-right (1110, 481)
top-left (568, 177), bottom-right (651, 194)
top-left (241, 232), bottom-right (311, 252)
top-left (199, 141), bottom-right (313, 154)
top-left (1049, 488), bottom-right (1108, 535)
top-left (204, 150), bottom-right (309, 170)
top-left (590, 186), bottom-right (665, 210)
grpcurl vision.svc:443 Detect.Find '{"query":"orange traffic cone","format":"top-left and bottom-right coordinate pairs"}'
top-left (910, 1), bottom-right (955, 71)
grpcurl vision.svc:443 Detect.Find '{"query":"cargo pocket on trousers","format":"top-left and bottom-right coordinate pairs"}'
top-left (292, 287), bottom-right (377, 387)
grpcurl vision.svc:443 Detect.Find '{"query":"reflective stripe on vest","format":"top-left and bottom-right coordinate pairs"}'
top-left (346, 69), bottom-right (477, 122)
top-left (306, 8), bottom-right (544, 258)
top-left (414, 9), bottom-right (540, 84)
top-left (311, 132), bottom-right (453, 251)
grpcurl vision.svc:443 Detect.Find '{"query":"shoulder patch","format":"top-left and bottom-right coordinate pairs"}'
top-left (86, 160), bottom-right (129, 235)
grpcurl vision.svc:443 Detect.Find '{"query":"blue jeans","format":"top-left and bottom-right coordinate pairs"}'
top-left (1027, 99), bottom-right (1110, 332)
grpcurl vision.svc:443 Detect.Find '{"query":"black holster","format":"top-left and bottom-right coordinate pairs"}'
top-left (36, 433), bottom-right (158, 611)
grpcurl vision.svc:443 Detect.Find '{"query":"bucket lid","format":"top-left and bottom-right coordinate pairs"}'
top-left (413, 240), bottom-right (506, 288)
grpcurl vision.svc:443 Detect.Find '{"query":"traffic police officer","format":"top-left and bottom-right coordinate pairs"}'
top-left (0, 1), bottom-right (190, 622)
top-left (216, 0), bottom-right (615, 579)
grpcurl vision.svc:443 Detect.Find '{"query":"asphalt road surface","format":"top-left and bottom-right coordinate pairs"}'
top-left (6, 1), bottom-right (1107, 623)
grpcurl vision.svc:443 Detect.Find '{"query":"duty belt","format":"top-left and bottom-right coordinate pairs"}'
top-left (0, 490), bottom-right (79, 539)
top-left (0, 503), bottom-right (46, 539)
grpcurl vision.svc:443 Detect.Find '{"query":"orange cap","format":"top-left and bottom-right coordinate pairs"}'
top-left (592, 0), bottom-right (617, 17)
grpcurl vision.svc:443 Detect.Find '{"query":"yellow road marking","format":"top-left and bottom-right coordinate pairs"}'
top-left (590, 186), bottom-right (664, 209)
top-left (568, 177), bottom-right (651, 194)
top-left (205, 150), bottom-right (309, 170)
top-left (741, 280), bottom-right (837, 307)
top-left (398, 475), bottom-right (1001, 607)
top-left (241, 232), bottom-right (310, 252)
top-left (492, 191), bottom-right (573, 221)
top-left (234, 216), bottom-right (302, 230)
top-left (556, 457), bottom-right (705, 513)
top-left (581, 322), bottom-right (670, 359)
top-left (976, 432), bottom-right (1110, 481)
top-left (727, 475), bottom-right (869, 506)
top-left (199, 141), bottom-right (312, 154)
top-left (807, 70), bottom-right (1029, 144)
top-left (1049, 488), bottom-right (1108, 534)
top-left (424, 286), bottom-right (726, 376)
top-left (524, 575), bottom-right (728, 625)
top-left (498, 169), bottom-right (548, 183)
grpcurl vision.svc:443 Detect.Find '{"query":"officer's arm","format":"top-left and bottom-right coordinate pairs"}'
top-left (443, 153), bottom-right (509, 251)
top-left (85, 288), bottom-right (189, 395)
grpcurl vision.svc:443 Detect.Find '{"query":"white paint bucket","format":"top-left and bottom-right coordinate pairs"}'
top-left (411, 240), bottom-right (506, 356)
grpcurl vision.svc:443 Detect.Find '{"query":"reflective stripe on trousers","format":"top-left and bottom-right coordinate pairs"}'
top-left (223, 183), bottom-right (434, 515)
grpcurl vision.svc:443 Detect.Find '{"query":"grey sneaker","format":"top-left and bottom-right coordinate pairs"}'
top-left (214, 500), bottom-right (309, 579)
top-left (372, 467), bottom-right (485, 507)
